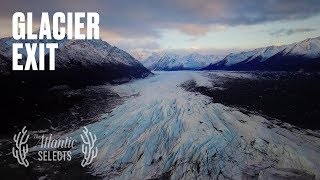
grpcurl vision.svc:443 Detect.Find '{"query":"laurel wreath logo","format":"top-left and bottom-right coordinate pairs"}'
top-left (12, 126), bottom-right (98, 167)
top-left (12, 126), bottom-right (30, 167)
top-left (80, 126), bottom-right (98, 167)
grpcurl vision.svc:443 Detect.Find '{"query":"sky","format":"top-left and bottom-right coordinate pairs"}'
top-left (0, 0), bottom-right (320, 59)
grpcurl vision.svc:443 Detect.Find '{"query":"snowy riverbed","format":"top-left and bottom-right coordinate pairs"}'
top-left (66, 71), bottom-right (320, 179)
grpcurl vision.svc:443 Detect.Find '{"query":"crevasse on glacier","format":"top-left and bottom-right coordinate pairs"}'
top-left (65, 71), bottom-right (320, 179)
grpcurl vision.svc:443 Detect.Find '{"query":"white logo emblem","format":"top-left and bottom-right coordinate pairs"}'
top-left (12, 126), bottom-right (98, 167)
top-left (12, 126), bottom-right (30, 167)
top-left (80, 126), bottom-right (98, 167)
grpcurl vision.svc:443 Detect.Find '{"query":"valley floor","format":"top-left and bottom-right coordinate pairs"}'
top-left (1, 71), bottom-right (320, 179)
top-left (66, 71), bottom-right (320, 179)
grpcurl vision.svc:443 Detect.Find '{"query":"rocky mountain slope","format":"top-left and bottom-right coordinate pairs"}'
top-left (0, 37), bottom-right (151, 85)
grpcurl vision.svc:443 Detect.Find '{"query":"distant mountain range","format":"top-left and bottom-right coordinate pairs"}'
top-left (142, 52), bottom-right (222, 70)
top-left (203, 36), bottom-right (320, 71)
top-left (1, 35), bottom-right (319, 84)
top-left (141, 36), bottom-right (320, 71)
top-left (0, 36), bottom-right (151, 85)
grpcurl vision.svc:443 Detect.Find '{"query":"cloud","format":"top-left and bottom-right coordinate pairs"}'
top-left (99, 29), bottom-right (123, 44)
top-left (114, 38), bottom-right (160, 51)
top-left (1, 0), bottom-right (320, 39)
top-left (1, 0), bottom-right (320, 53)
top-left (163, 47), bottom-right (246, 56)
top-left (0, 17), bottom-right (13, 37)
top-left (0, 16), bottom-right (41, 38)
top-left (108, 35), bottom-right (161, 59)
top-left (177, 24), bottom-right (210, 36)
top-left (176, 24), bottom-right (227, 36)
top-left (270, 28), bottom-right (317, 37)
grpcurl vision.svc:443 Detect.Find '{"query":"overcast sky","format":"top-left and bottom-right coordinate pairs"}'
top-left (1, 0), bottom-right (320, 58)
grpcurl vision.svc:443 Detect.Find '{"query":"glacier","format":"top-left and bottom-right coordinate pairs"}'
top-left (64, 71), bottom-right (320, 179)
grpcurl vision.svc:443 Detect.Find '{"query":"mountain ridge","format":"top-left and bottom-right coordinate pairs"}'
top-left (141, 36), bottom-right (320, 72)
top-left (203, 36), bottom-right (320, 71)
top-left (0, 36), bottom-right (151, 85)
top-left (142, 52), bottom-right (222, 70)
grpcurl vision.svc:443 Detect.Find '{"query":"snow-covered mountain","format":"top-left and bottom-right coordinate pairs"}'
top-left (142, 52), bottom-right (222, 70)
top-left (0, 37), bottom-right (151, 84)
top-left (203, 36), bottom-right (320, 71)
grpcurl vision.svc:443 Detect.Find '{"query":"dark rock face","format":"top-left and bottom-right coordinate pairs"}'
top-left (182, 72), bottom-right (320, 130)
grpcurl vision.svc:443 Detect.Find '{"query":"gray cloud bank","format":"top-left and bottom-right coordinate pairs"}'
top-left (1, 0), bottom-right (320, 38)
top-left (1, 0), bottom-right (320, 58)
top-left (270, 28), bottom-right (317, 37)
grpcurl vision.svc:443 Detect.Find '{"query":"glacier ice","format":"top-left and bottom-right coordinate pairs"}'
top-left (65, 71), bottom-right (320, 179)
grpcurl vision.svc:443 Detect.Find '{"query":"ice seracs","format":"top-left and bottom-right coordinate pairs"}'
top-left (64, 71), bottom-right (320, 179)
